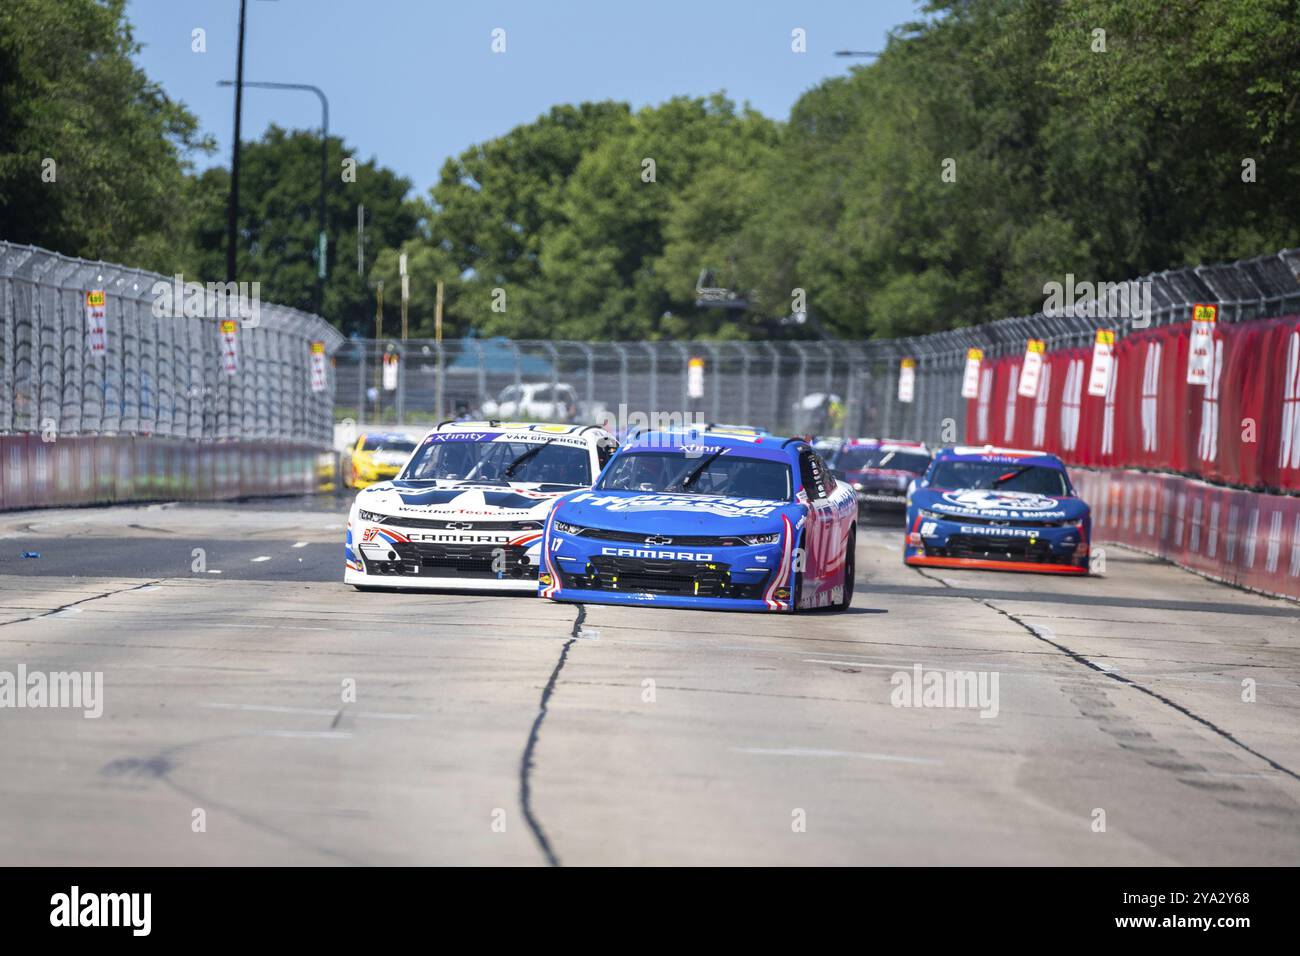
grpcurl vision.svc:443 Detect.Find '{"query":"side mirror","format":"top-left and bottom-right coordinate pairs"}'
top-left (905, 478), bottom-right (917, 505)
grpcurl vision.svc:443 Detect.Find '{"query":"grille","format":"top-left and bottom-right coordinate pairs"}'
top-left (570, 527), bottom-right (754, 547)
top-left (934, 534), bottom-right (1065, 563)
top-left (364, 542), bottom-right (537, 579)
top-left (379, 516), bottom-right (542, 531)
top-left (560, 556), bottom-right (765, 599)
top-left (933, 512), bottom-right (1073, 529)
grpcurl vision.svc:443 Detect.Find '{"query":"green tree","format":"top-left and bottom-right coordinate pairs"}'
top-left (427, 102), bottom-right (634, 337)
top-left (417, 95), bottom-right (779, 340)
top-left (183, 127), bottom-right (422, 334)
top-left (0, 0), bottom-right (210, 268)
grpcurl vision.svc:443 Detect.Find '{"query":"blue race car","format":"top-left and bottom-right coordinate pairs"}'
top-left (538, 430), bottom-right (859, 611)
top-left (903, 446), bottom-right (1091, 575)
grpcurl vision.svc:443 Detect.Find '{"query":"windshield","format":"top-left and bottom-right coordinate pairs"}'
top-left (835, 448), bottom-right (930, 473)
top-left (927, 461), bottom-right (1071, 497)
top-left (598, 451), bottom-right (792, 501)
top-left (401, 439), bottom-right (591, 486)
top-left (363, 437), bottom-right (416, 454)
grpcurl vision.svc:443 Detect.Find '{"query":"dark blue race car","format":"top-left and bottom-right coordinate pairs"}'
top-left (538, 430), bottom-right (859, 611)
top-left (903, 446), bottom-right (1091, 575)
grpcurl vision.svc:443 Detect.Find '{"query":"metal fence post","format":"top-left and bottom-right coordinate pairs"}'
top-left (644, 343), bottom-right (657, 417)
top-left (615, 343), bottom-right (629, 416)
top-left (356, 341), bottom-right (367, 426)
top-left (763, 342), bottom-right (780, 432)
top-left (706, 342), bottom-right (722, 422)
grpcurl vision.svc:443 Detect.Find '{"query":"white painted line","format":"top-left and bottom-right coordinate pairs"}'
top-left (206, 569), bottom-right (223, 574)
top-left (1201, 770), bottom-right (1280, 779)
top-left (292, 541), bottom-right (309, 549)
top-left (251, 555), bottom-right (271, 563)
top-left (206, 702), bottom-right (333, 716)
top-left (733, 746), bottom-right (940, 766)
top-left (136, 585), bottom-right (160, 592)
top-left (804, 657), bottom-right (993, 676)
top-left (47, 607), bottom-right (82, 618)
top-left (805, 658), bottom-right (913, 671)
top-left (202, 702), bottom-right (422, 720)
top-left (190, 623), bottom-right (332, 632)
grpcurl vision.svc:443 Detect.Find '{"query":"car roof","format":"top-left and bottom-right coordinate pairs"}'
top-left (937, 445), bottom-right (1066, 469)
top-left (620, 429), bottom-right (797, 463)
top-left (843, 437), bottom-right (931, 453)
top-left (703, 423), bottom-right (772, 436)
top-left (425, 421), bottom-right (611, 441)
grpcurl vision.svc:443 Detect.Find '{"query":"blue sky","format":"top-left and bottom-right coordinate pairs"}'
top-left (126, 0), bottom-right (921, 197)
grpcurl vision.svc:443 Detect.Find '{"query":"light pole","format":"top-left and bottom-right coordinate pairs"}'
top-left (218, 79), bottom-right (330, 314)
top-left (834, 50), bottom-right (883, 58)
top-left (225, 0), bottom-right (248, 286)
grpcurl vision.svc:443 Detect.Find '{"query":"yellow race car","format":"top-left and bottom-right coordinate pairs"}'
top-left (344, 431), bottom-right (418, 489)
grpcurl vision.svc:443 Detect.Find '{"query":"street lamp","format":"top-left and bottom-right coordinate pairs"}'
top-left (833, 50), bottom-right (883, 58)
top-left (224, 0), bottom-right (249, 287)
top-left (218, 79), bottom-right (330, 314)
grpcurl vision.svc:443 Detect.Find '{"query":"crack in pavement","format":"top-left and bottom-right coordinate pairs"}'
top-left (518, 603), bottom-right (584, 868)
top-left (912, 567), bottom-right (1300, 783)
top-left (0, 579), bottom-right (161, 628)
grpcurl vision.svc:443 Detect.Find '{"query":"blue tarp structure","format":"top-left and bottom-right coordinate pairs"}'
top-left (445, 336), bottom-right (554, 376)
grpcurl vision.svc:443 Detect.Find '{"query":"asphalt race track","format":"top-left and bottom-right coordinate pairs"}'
top-left (1, 498), bottom-right (1298, 865)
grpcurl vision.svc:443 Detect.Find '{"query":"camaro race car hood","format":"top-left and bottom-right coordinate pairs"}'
top-left (911, 487), bottom-right (1088, 522)
top-left (553, 489), bottom-right (792, 536)
top-left (357, 478), bottom-right (575, 521)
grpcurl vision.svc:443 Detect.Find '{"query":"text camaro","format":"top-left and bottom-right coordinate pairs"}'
top-left (538, 431), bottom-right (858, 611)
top-left (903, 446), bottom-right (1091, 575)
top-left (344, 422), bottom-right (616, 591)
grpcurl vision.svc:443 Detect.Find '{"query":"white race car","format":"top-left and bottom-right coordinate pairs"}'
top-left (344, 421), bottom-right (617, 591)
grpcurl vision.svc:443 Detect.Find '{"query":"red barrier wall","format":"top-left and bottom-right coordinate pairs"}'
top-left (966, 314), bottom-right (1300, 493)
top-left (1074, 468), bottom-right (1300, 602)
top-left (0, 436), bottom-right (319, 511)
top-left (963, 314), bottom-right (1300, 600)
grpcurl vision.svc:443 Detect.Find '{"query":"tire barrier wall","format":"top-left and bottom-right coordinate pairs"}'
top-left (0, 435), bottom-right (318, 511)
top-left (1075, 468), bottom-right (1300, 602)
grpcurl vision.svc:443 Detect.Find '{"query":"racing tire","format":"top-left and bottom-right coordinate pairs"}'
top-left (834, 527), bottom-right (856, 611)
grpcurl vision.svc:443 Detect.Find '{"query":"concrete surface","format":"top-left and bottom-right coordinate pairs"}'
top-left (0, 500), bottom-right (1296, 864)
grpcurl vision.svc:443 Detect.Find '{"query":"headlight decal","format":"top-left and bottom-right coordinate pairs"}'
top-left (541, 509), bottom-right (564, 598)
top-left (762, 514), bottom-right (795, 611)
